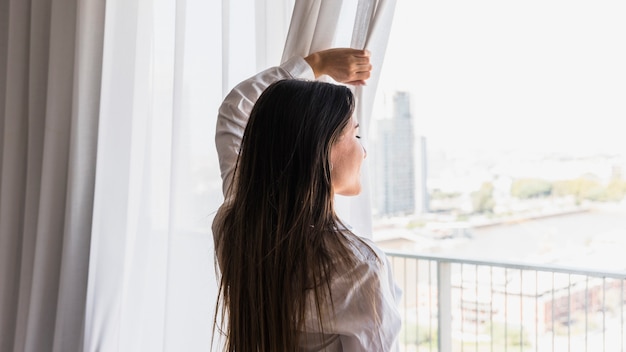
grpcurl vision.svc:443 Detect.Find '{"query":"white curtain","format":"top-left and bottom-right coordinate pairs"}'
top-left (282, 0), bottom-right (397, 237)
top-left (83, 0), bottom-right (220, 350)
top-left (0, 0), bottom-right (105, 351)
top-left (83, 0), bottom-right (291, 350)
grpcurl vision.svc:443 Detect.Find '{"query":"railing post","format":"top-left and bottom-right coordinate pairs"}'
top-left (438, 261), bottom-right (452, 352)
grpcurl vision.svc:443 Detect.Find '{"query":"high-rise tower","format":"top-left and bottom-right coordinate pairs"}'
top-left (374, 91), bottom-right (416, 216)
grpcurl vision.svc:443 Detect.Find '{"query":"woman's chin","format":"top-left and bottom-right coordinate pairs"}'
top-left (334, 185), bottom-right (362, 197)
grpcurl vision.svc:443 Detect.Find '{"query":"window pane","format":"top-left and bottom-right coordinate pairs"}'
top-left (372, 0), bottom-right (626, 270)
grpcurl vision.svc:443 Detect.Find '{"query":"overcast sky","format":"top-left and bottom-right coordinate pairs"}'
top-left (375, 0), bottom-right (626, 155)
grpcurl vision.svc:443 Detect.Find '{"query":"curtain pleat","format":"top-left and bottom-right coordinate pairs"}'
top-left (22, 0), bottom-right (78, 350)
top-left (281, 0), bottom-right (325, 62)
top-left (0, 0), bottom-right (9, 169)
top-left (349, 0), bottom-right (396, 237)
top-left (53, 0), bottom-right (105, 349)
top-left (281, 0), bottom-right (343, 58)
top-left (351, 0), bottom-right (374, 49)
top-left (0, 0), bottom-right (104, 350)
top-left (83, 0), bottom-right (142, 348)
top-left (13, 0), bottom-right (53, 350)
top-left (0, 1), bottom-right (35, 349)
top-left (85, 1), bottom-right (175, 349)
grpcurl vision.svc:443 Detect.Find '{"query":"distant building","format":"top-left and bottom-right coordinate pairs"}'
top-left (417, 134), bottom-right (428, 213)
top-left (374, 91), bottom-right (428, 216)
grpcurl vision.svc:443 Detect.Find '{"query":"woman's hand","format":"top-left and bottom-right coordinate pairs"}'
top-left (304, 48), bottom-right (372, 86)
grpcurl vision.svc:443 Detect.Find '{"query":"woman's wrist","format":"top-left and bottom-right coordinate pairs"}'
top-left (303, 52), bottom-right (323, 78)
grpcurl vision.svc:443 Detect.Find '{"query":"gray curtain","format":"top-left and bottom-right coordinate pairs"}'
top-left (0, 0), bottom-right (105, 351)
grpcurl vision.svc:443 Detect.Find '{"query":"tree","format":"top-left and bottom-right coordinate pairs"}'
top-left (471, 182), bottom-right (495, 214)
top-left (605, 177), bottom-right (626, 201)
top-left (510, 178), bottom-right (552, 199)
top-left (553, 177), bottom-right (604, 202)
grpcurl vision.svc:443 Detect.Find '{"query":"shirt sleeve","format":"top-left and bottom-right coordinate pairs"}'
top-left (215, 56), bottom-right (316, 196)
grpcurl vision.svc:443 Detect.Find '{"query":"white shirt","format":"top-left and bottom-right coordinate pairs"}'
top-left (299, 233), bottom-right (402, 352)
top-left (214, 56), bottom-right (402, 351)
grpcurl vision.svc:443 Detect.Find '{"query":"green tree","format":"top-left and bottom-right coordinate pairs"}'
top-left (430, 189), bottom-right (461, 200)
top-left (605, 177), bottom-right (626, 201)
top-left (471, 182), bottom-right (495, 214)
top-left (552, 179), bottom-right (577, 197)
top-left (510, 178), bottom-right (552, 199)
top-left (553, 177), bottom-right (604, 202)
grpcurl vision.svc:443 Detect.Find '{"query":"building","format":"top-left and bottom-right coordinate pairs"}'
top-left (374, 91), bottom-right (423, 216)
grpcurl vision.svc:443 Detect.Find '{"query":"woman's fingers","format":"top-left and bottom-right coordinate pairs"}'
top-left (304, 48), bottom-right (373, 85)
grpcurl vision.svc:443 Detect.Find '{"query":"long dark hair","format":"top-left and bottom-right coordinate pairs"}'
top-left (213, 79), bottom-right (368, 351)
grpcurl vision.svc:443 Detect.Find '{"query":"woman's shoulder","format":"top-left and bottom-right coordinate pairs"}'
top-left (338, 224), bottom-right (388, 264)
top-left (343, 234), bottom-right (382, 263)
top-left (330, 231), bottom-right (394, 287)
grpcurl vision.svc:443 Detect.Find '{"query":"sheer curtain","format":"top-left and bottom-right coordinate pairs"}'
top-left (83, 0), bottom-right (291, 350)
top-left (84, 0), bottom-right (219, 350)
top-left (0, 0), bottom-right (105, 351)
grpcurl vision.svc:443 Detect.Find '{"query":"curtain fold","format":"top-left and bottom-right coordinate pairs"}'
top-left (53, 0), bottom-right (105, 350)
top-left (351, 0), bottom-right (396, 236)
top-left (0, 0), bottom-right (105, 351)
top-left (83, 0), bottom-right (303, 349)
top-left (20, 0), bottom-right (78, 349)
top-left (84, 0), bottom-right (220, 350)
top-left (1, 1), bottom-right (38, 350)
top-left (282, 0), bottom-right (397, 237)
top-left (84, 0), bottom-right (167, 349)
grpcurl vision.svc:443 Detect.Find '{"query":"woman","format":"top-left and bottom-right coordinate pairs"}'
top-left (213, 49), bottom-right (401, 351)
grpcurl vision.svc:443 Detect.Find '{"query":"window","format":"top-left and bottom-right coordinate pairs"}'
top-left (371, 0), bottom-right (626, 269)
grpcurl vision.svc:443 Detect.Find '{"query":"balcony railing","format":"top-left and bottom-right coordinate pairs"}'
top-left (385, 251), bottom-right (626, 352)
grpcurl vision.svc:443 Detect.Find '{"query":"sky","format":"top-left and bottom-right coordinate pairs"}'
top-left (375, 0), bottom-right (626, 155)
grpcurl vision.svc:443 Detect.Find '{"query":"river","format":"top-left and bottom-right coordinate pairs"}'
top-left (376, 206), bottom-right (626, 271)
top-left (416, 205), bottom-right (626, 272)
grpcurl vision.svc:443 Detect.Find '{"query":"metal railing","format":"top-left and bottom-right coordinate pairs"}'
top-left (386, 251), bottom-right (626, 352)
